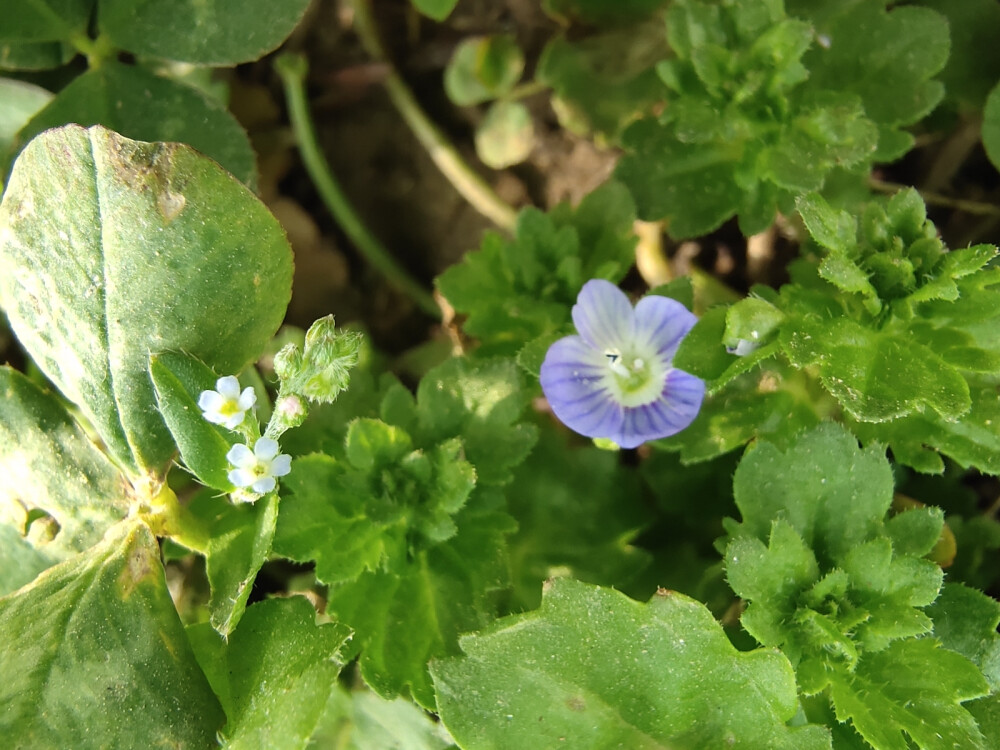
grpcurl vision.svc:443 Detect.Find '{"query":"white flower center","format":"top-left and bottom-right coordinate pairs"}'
top-left (602, 348), bottom-right (668, 407)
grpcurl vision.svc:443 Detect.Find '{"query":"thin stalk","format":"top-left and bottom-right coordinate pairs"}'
top-left (276, 53), bottom-right (440, 318)
top-left (347, 0), bottom-right (519, 233)
top-left (869, 177), bottom-right (1000, 218)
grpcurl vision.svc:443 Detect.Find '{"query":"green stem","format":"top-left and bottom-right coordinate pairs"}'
top-left (869, 177), bottom-right (1000, 217)
top-left (347, 0), bottom-right (519, 233)
top-left (69, 32), bottom-right (115, 69)
top-left (276, 54), bottom-right (440, 318)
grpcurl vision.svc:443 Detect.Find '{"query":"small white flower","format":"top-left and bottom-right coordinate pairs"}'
top-left (227, 438), bottom-right (292, 494)
top-left (198, 376), bottom-right (257, 430)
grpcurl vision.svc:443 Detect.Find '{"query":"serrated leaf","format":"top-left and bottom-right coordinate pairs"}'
top-left (149, 351), bottom-right (240, 491)
top-left (0, 125), bottom-right (292, 474)
top-left (432, 578), bottom-right (832, 749)
top-left (0, 366), bottom-right (129, 593)
top-left (15, 62), bottom-right (257, 187)
top-left (730, 423), bottom-right (893, 564)
top-left (781, 317), bottom-right (971, 422)
top-left (827, 639), bottom-right (988, 750)
top-left (927, 583), bottom-right (1000, 691)
top-left (99, 0), bottom-right (311, 65)
top-left (330, 497), bottom-right (516, 708)
top-left (0, 521), bottom-right (225, 747)
top-left (797, 193), bottom-right (858, 254)
top-left (187, 596), bottom-right (350, 750)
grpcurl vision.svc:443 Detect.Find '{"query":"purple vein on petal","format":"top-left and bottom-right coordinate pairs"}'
top-left (633, 295), bottom-right (698, 361)
top-left (571, 279), bottom-right (634, 351)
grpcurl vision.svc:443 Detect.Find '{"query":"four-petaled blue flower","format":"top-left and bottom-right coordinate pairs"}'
top-left (540, 279), bottom-right (705, 449)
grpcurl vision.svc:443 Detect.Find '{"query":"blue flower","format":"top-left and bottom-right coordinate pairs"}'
top-left (540, 279), bottom-right (704, 449)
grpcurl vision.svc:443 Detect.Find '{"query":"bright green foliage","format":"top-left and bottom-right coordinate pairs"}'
top-left (615, 0), bottom-right (947, 238)
top-left (274, 315), bottom-right (363, 406)
top-left (910, 0), bottom-right (1000, 109)
top-left (436, 182), bottom-right (636, 360)
top-left (314, 686), bottom-right (456, 750)
top-left (0, 0), bottom-right (93, 42)
top-left (0, 77), bottom-right (50, 178)
top-left (927, 583), bottom-right (1000, 691)
top-left (475, 100), bottom-right (534, 169)
top-left (444, 35), bottom-right (524, 107)
top-left (0, 366), bottom-right (130, 596)
top-left (724, 424), bottom-right (991, 749)
top-left (150, 351), bottom-right (241, 492)
top-left (99, 0), bottom-right (312, 65)
top-left (0, 125), bottom-right (293, 474)
top-left (432, 577), bottom-right (832, 749)
top-left (411, 0), bottom-right (459, 21)
top-left (187, 596), bottom-right (350, 749)
top-left (0, 521), bottom-right (225, 747)
top-left (536, 22), bottom-right (666, 140)
top-left (672, 189), bottom-right (1000, 472)
top-left (505, 429), bottom-right (652, 610)
top-left (275, 357), bottom-right (534, 707)
top-left (14, 62), bottom-right (257, 187)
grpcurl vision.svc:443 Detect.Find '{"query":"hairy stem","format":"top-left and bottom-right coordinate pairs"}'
top-left (276, 53), bottom-right (440, 318)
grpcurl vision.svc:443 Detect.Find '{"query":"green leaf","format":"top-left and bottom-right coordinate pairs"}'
top-left (432, 578), bottom-right (832, 749)
top-left (187, 492), bottom-right (279, 636)
top-left (0, 77), bottom-right (50, 176)
top-left (15, 62), bottom-right (257, 186)
top-left (0, 125), bottom-right (292, 473)
top-left (474, 100), bottom-right (534, 169)
top-left (536, 24), bottom-right (667, 140)
top-left (0, 0), bottom-right (93, 42)
top-left (0, 39), bottom-right (75, 71)
top-left (99, 0), bottom-right (311, 65)
top-left (410, 0), bottom-right (459, 21)
top-left (826, 639), bottom-right (988, 750)
top-left (150, 351), bottom-right (240, 491)
top-left (444, 35), bottom-right (524, 106)
top-left (0, 366), bottom-right (129, 591)
top-left (329, 498), bottom-right (517, 708)
top-left (729, 423), bottom-right (893, 565)
top-left (781, 317), bottom-right (971, 422)
top-left (436, 183), bottom-right (636, 356)
top-left (919, 0), bottom-right (1000, 109)
top-left (187, 596), bottom-right (351, 749)
top-left (983, 81), bottom-right (1000, 174)
top-left (796, 193), bottom-right (857, 254)
top-left (505, 428), bottom-right (652, 611)
top-left (926, 583), bottom-right (1000, 691)
top-left (0, 521), bottom-right (225, 746)
top-left (313, 686), bottom-right (456, 750)
top-left (723, 296), bottom-right (785, 352)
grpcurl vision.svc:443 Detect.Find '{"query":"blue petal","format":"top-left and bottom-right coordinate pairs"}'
top-left (541, 335), bottom-right (624, 441)
top-left (632, 295), bottom-right (698, 362)
top-left (571, 279), bottom-right (633, 351)
top-left (614, 369), bottom-right (705, 448)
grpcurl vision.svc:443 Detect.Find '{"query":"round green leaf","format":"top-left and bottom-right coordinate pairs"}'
top-left (15, 62), bottom-right (256, 187)
top-left (475, 100), bottom-right (534, 169)
top-left (445, 35), bottom-right (525, 107)
top-left (98, 0), bottom-right (311, 65)
top-left (0, 125), bottom-right (293, 474)
top-left (0, 0), bottom-right (94, 43)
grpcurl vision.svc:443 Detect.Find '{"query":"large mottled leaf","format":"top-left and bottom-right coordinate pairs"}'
top-left (0, 125), bottom-right (293, 474)
top-left (0, 366), bottom-right (129, 594)
top-left (187, 596), bottom-right (351, 749)
top-left (15, 62), bottom-right (256, 186)
top-left (99, 0), bottom-right (311, 65)
top-left (0, 521), bottom-right (225, 747)
top-left (432, 578), bottom-right (832, 749)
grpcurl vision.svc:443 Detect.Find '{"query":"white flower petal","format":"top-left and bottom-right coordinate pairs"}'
top-left (227, 443), bottom-right (255, 468)
top-left (270, 454), bottom-right (292, 477)
top-left (229, 468), bottom-right (255, 488)
top-left (254, 438), bottom-right (280, 461)
top-left (252, 476), bottom-right (277, 494)
top-left (223, 412), bottom-right (246, 430)
top-left (237, 387), bottom-right (257, 411)
top-left (216, 375), bottom-right (241, 399)
top-left (198, 390), bottom-right (225, 412)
